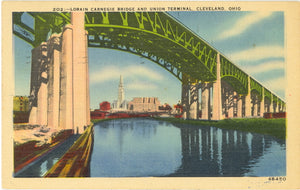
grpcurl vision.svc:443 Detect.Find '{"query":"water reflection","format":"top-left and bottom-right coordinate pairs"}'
top-left (91, 118), bottom-right (285, 177)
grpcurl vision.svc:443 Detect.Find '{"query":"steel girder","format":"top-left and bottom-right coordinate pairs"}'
top-left (85, 12), bottom-right (218, 82)
top-left (13, 12), bottom-right (285, 104)
top-left (220, 55), bottom-right (248, 95)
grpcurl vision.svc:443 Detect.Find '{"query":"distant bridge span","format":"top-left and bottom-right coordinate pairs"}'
top-left (13, 12), bottom-right (285, 132)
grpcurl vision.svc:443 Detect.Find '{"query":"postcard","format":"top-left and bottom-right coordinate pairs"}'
top-left (2, 1), bottom-right (300, 189)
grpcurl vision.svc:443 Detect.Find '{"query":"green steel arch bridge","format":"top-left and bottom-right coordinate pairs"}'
top-left (13, 12), bottom-right (285, 120)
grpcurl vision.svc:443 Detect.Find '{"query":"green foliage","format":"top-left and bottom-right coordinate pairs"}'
top-left (155, 117), bottom-right (286, 140)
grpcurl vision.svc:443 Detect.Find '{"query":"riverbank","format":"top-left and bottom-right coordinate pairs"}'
top-left (14, 125), bottom-right (73, 174)
top-left (154, 117), bottom-right (286, 140)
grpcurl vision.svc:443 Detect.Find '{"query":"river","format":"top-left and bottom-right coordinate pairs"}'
top-left (90, 118), bottom-right (286, 177)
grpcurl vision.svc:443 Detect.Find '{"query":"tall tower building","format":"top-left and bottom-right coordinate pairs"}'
top-left (117, 75), bottom-right (125, 108)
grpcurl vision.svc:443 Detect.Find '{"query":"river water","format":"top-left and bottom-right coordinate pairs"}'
top-left (90, 118), bottom-right (286, 177)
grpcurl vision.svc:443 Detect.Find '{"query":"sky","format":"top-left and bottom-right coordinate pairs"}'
top-left (14, 11), bottom-right (285, 109)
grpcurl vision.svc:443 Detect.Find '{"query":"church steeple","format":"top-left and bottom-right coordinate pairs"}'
top-left (117, 75), bottom-right (125, 108)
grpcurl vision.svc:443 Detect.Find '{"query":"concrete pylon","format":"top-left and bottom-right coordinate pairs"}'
top-left (270, 95), bottom-right (274, 113)
top-left (233, 91), bottom-right (238, 118)
top-left (224, 89), bottom-right (229, 118)
top-left (47, 34), bottom-right (61, 130)
top-left (201, 83), bottom-right (211, 120)
top-left (85, 31), bottom-right (91, 125)
top-left (28, 12), bottom-right (90, 134)
top-left (189, 83), bottom-right (199, 119)
top-left (29, 42), bottom-right (48, 125)
top-left (245, 76), bottom-right (252, 117)
top-left (260, 88), bottom-right (265, 116)
top-left (212, 53), bottom-right (222, 120)
top-left (71, 12), bottom-right (89, 134)
top-left (228, 90), bottom-right (234, 118)
top-left (181, 75), bottom-right (189, 119)
top-left (60, 24), bottom-right (74, 130)
top-left (253, 98), bottom-right (257, 117)
top-left (237, 95), bottom-right (243, 118)
top-left (273, 101), bottom-right (278, 113)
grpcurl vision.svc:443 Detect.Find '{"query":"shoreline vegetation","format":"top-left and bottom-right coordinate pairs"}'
top-left (92, 117), bottom-right (286, 140)
top-left (154, 117), bottom-right (286, 140)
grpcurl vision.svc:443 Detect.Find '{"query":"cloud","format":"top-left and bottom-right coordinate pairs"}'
top-left (229, 45), bottom-right (284, 62)
top-left (127, 81), bottom-right (158, 90)
top-left (217, 12), bottom-right (273, 40)
top-left (126, 65), bottom-right (164, 81)
top-left (89, 65), bottom-right (121, 84)
top-left (242, 60), bottom-right (285, 74)
top-left (89, 65), bottom-right (164, 84)
top-left (263, 76), bottom-right (286, 92)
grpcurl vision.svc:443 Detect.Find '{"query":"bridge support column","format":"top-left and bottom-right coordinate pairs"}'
top-left (245, 76), bottom-right (252, 117)
top-left (47, 34), bottom-right (61, 130)
top-left (228, 90), bottom-right (234, 118)
top-left (260, 88), bottom-right (265, 117)
top-left (71, 12), bottom-right (89, 134)
top-left (273, 101), bottom-right (278, 113)
top-left (278, 102), bottom-right (282, 112)
top-left (252, 98), bottom-right (257, 117)
top-left (201, 83), bottom-right (211, 120)
top-left (212, 53), bottom-right (222, 120)
top-left (60, 24), bottom-right (73, 130)
top-left (237, 95), bottom-right (243, 118)
top-left (270, 95), bottom-right (274, 113)
top-left (233, 91), bottom-right (238, 117)
top-left (29, 43), bottom-right (48, 125)
top-left (221, 87), bottom-right (227, 118)
top-left (85, 31), bottom-right (91, 125)
top-left (189, 83), bottom-right (199, 120)
top-left (181, 76), bottom-right (189, 119)
top-left (28, 12), bottom-right (90, 134)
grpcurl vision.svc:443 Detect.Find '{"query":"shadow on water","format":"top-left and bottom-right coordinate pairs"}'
top-left (14, 134), bottom-right (80, 177)
top-left (90, 118), bottom-right (286, 177)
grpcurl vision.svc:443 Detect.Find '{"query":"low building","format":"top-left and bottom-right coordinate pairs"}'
top-left (13, 96), bottom-right (30, 123)
top-left (13, 96), bottom-right (30, 112)
top-left (128, 97), bottom-right (160, 112)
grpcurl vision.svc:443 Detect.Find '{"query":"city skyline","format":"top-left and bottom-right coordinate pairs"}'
top-left (14, 11), bottom-right (285, 109)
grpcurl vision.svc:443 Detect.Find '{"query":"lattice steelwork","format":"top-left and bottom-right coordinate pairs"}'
top-left (12, 11), bottom-right (285, 106)
top-left (250, 78), bottom-right (263, 98)
top-left (220, 55), bottom-right (248, 95)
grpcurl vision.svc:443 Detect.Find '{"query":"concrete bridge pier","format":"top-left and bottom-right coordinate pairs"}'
top-left (60, 24), bottom-right (73, 130)
top-left (201, 82), bottom-right (211, 120)
top-left (227, 90), bottom-right (234, 118)
top-left (212, 53), bottom-right (222, 120)
top-left (273, 101), bottom-right (277, 113)
top-left (181, 76), bottom-right (190, 119)
top-left (47, 34), bottom-right (61, 130)
top-left (189, 82), bottom-right (200, 120)
top-left (270, 96), bottom-right (274, 113)
top-left (260, 88), bottom-right (265, 116)
top-left (221, 87), bottom-right (228, 118)
top-left (71, 12), bottom-right (89, 134)
top-left (233, 91), bottom-right (238, 117)
top-left (28, 12), bottom-right (90, 134)
top-left (278, 102), bottom-right (282, 112)
top-left (244, 76), bottom-right (252, 117)
top-left (236, 95), bottom-right (243, 118)
top-left (282, 104), bottom-right (286, 112)
top-left (29, 43), bottom-right (48, 126)
top-left (252, 95), bottom-right (258, 117)
top-left (265, 102), bottom-right (269, 113)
